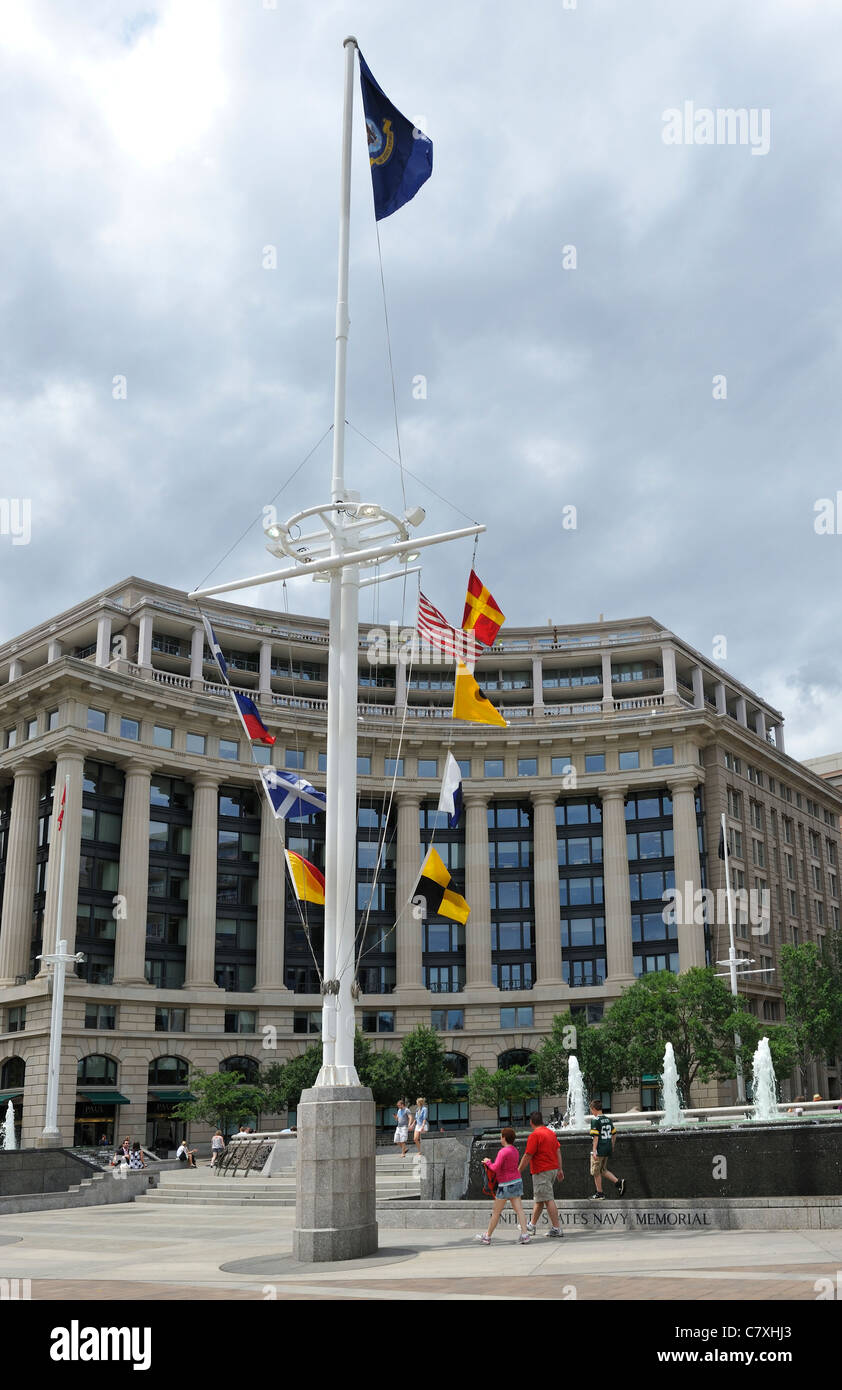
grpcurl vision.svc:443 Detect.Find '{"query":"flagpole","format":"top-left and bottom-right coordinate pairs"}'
top-left (40, 775), bottom-right (71, 1144)
top-left (721, 811), bottom-right (746, 1103)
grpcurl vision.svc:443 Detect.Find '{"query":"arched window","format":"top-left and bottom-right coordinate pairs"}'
top-left (148, 1056), bottom-right (189, 1086)
top-left (77, 1054), bottom-right (117, 1086)
top-left (444, 1052), bottom-right (469, 1079)
top-left (0, 1056), bottom-right (25, 1090)
top-left (497, 1049), bottom-right (533, 1071)
top-left (220, 1055), bottom-right (260, 1083)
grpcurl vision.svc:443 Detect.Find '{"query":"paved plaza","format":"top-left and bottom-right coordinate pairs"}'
top-left (0, 1183), bottom-right (839, 1301)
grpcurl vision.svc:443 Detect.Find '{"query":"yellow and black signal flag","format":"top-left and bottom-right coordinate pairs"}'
top-left (452, 661), bottom-right (508, 727)
top-left (462, 569), bottom-right (505, 647)
top-left (414, 847), bottom-right (470, 924)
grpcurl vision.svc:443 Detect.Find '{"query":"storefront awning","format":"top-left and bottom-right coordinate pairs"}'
top-left (0, 1090), bottom-right (23, 1102)
top-left (76, 1091), bottom-right (131, 1104)
top-left (149, 1091), bottom-right (195, 1103)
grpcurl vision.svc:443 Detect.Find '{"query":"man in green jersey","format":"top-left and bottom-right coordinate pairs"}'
top-left (589, 1100), bottom-right (626, 1200)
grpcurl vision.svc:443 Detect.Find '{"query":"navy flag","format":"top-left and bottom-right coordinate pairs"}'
top-left (718, 824), bottom-right (726, 860)
top-left (358, 51), bottom-right (432, 220)
top-left (201, 614), bottom-right (228, 684)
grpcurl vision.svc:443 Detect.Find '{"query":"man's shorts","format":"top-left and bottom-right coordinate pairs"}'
top-left (531, 1170), bottom-right (557, 1202)
top-left (590, 1154), bottom-right (609, 1176)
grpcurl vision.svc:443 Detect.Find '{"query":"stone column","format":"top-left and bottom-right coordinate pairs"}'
top-left (661, 644), bottom-right (679, 705)
top-left (736, 696), bottom-right (747, 727)
top-left (256, 792), bottom-right (289, 992)
top-left (190, 624), bottom-right (205, 689)
top-left (600, 786), bottom-right (635, 984)
top-left (137, 610), bottom-right (153, 671)
top-left (113, 761), bottom-right (155, 986)
top-left (0, 767), bottom-right (41, 985)
top-left (774, 723), bottom-right (785, 754)
top-left (8, 659), bottom-right (23, 682)
top-left (715, 682), bottom-right (727, 715)
top-left (464, 792), bottom-right (492, 992)
top-left (184, 775), bottom-right (220, 989)
top-left (47, 639), bottom-right (62, 664)
top-left (531, 655), bottom-right (544, 710)
top-left (42, 750), bottom-right (85, 957)
top-left (671, 777), bottom-right (706, 970)
top-left (395, 792), bottom-right (424, 994)
top-left (259, 640), bottom-right (273, 700)
top-left (531, 791), bottom-right (562, 984)
top-left (601, 650), bottom-right (614, 711)
top-left (692, 665), bottom-right (705, 709)
top-left (95, 612), bottom-right (112, 668)
top-left (755, 709), bottom-right (767, 740)
top-left (394, 655), bottom-right (407, 710)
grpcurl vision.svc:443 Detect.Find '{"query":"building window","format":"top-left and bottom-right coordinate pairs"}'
top-left (219, 739), bottom-right (238, 761)
top-left (251, 745), bottom-right (271, 765)
top-left (220, 1055), bottom-right (260, 1082)
top-left (456, 759), bottom-right (471, 778)
top-left (25, 717), bottom-right (38, 740)
top-left (186, 732), bottom-right (206, 755)
top-left (357, 756), bottom-right (371, 775)
top-left (6, 1006), bottom-right (26, 1033)
top-left (153, 725), bottom-right (173, 749)
top-left (225, 1010), bottom-right (257, 1034)
top-left (484, 759), bottom-right (504, 778)
top-left (120, 717), bottom-right (139, 741)
top-left (424, 964), bottom-right (464, 993)
top-left (418, 759), bottom-right (438, 778)
top-left (77, 1054), bottom-right (118, 1085)
top-left (84, 1003), bottom-right (116, 1030)
top-left (285, 748), bottom-right (305, 769)
top-left (361, 1011), bottom-right (395, 1033)
top-left (517, 758), bottom-right (537, 777)
top-left (87, 708), bottom-right (107, 733)
top-left (293, 1011), bottom-right (322, 1035)
top-left (551, 757), bottom-right (574, 777)
top-left (155, 1008), bottom-right (186, 1032)
top-left (493, 961), bottom-right (533, 990)
top-left (47, 709), bottom-right (59, 731)
top-left (762, 1000), bottom-right (780, 1022)
top-left (618, 750), bottom-right (639, 771)
top-left (384, 758), bottom-right (404, 777)
top-left (500, 1007), bottom-right (533, 1028)
top-left (148, 1055), bottom-right (189, 1085)
top-left (584, 754), bottom-right (606, 774)
top-left (431, 1009), bottom-right (464, 1031)
top-left (652, 747), bottom-right (674, 766)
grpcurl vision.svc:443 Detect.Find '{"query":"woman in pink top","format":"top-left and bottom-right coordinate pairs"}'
top-left (476, 1127), bottom-right (531, 1244)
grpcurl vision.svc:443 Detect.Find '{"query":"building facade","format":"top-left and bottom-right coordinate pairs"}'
top-left (1, 578), bottom-right (840, 1147)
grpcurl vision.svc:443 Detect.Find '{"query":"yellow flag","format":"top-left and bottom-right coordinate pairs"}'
top-left (451, 661), bottom-right (508, 727)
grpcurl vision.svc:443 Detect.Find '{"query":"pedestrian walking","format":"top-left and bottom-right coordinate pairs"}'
top-left (412, 1097), bottom-right (428, 1152)
top-left (476, 1127), bottom-right (532, 1244)
top-left (210, 1130), bottom-right (226, 1167)
top-left (394, 1098), bottom-right (410, 1157)
top-left (589, 1100), bottom-right (625, 1200)
top-left (519, 1111), bottom-right (564, 1238)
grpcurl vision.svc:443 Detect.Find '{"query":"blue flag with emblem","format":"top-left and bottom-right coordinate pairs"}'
top-left (358, 51), bottom-right (432, 220)
top-left (259, 766), bottom-right (327, 821)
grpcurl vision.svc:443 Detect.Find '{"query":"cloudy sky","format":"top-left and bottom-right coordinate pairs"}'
top-left (2, 0), bottom-right (841, 759)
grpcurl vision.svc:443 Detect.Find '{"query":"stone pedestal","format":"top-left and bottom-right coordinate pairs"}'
top-left (293, 1085), bottom-right (378, 1262)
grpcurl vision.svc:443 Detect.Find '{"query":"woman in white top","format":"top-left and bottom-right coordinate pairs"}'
top-left (412, 1097), bottom-right (428, 1152)
top-left (393, 1099), bottom-right (410, 1157)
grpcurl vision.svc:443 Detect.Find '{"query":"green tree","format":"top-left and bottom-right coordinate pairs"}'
top-left (173, 1069), bottom-right (267, 1134)
top-left (398, 1025), bottom-right (455, 1102)
top-left (535, 1010), bottom-right (621, 1099)
top-left (780, 941), bottom-right (842, 1090)
top-left (354, 1032), bottom-right (404, 1107)
top-left (262, 1045), bottom-right (321, 1113)
top-left (599, 967), bottom-right (758, 1104)
top-left (467, 1064), bottom-right (538, 1122)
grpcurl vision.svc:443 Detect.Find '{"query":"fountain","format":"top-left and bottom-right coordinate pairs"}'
top-left (751, 1036), bottom-right (780, 1123)
top-left (0, 1100), bottom-right (17, 1151)
top-left (659, 1042), bottom-right (684, 1128)
top-left (565, 1055), bottom-right (589, 1131)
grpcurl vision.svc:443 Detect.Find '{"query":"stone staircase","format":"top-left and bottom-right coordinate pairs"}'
top-left (134, 1152), bottom-right (421, 1208)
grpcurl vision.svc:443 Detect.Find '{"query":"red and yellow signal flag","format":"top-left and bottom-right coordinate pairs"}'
top-left (462, 570), bottom-right (505, 647)
top-left (284, 850), bottom-right (326, 906)
top-left (452, 661), bottom-right (508, 727)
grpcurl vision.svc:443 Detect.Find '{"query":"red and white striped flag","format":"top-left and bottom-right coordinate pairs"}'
top-left (417, 593), bottom-right (479, 667)
top-left (57, 784), bottom-right (66, 832)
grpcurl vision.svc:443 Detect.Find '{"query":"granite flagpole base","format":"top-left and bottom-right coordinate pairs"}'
top-left (292, 1085), bottom-right (378, 1263)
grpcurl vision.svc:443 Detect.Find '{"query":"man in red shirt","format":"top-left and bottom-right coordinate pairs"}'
top-left (518, 1111), bottom-right (564, 1238)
